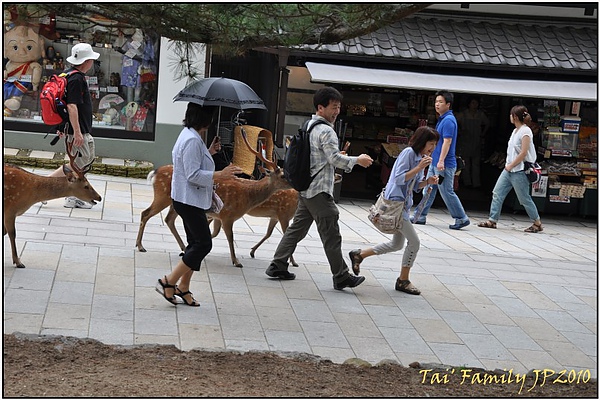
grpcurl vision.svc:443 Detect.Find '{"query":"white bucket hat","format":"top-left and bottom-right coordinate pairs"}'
top-left (66, 43), bottom-right (100, 65)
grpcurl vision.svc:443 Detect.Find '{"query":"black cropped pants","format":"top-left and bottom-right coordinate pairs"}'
top-left (172, 200), bottom-right (212, 271)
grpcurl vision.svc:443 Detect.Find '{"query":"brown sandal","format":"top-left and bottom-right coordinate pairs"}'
top-left (524, 222), bottom-right (543, 233)
top-left (348, 249), bottom-right (363, 276)
top-left (477, 220), bottom-right (497, 229)
top-left (395, 279), bottom-right (421, 295)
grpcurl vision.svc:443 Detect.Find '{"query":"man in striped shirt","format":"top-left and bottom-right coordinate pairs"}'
top-left (266, 87), bottom-right (373, 290)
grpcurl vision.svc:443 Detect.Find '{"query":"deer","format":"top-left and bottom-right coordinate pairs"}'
top-left (208, 188), bottom-right (299, 266)
top-left (3, 140), bottom-right (103, 268)
top-left (135, 126), bottom-right (295, 268)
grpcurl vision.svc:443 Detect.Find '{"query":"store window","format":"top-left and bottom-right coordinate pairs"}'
top-left (3, 9), bottom-right (159, 140)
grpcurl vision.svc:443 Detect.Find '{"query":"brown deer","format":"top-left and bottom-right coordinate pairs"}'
top-left (135, 127), bottom-right (294, 268)
top-left (210, 188), bottom-right (299, 266)
top-left (3, 141), bottom-right (102, 268)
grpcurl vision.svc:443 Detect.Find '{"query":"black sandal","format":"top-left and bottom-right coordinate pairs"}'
top-left (395, 279), bottom-right (421, 295)
top-left (348, 249), bottom-right (363, 276)
top-left (156, 276), bottom-right (178, 305)
top-left (175, 288), bottom-right (200, 307)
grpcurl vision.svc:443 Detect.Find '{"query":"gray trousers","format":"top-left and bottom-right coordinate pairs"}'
top-left (372, 217), bottom-right (420, 268)
top-left (267, 193), bottom-right (350, 283)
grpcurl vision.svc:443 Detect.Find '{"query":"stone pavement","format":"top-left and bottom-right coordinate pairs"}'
top-left (3, 167), bottom-right (598, 378)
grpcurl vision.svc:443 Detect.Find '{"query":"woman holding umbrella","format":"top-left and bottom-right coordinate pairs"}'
top-left (156, 103), bottom-right (242, 306)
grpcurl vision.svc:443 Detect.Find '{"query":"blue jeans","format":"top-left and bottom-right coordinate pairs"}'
top-left (489, 169), bottom-right (540, 222)
top-left (413, 166), bottom-right (469, 224)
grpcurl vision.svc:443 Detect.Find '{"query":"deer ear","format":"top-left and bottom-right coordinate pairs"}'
top-left (63, 165), bottom-right (76, 182)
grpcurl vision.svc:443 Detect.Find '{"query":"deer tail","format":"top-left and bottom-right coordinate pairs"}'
top-left (146, 169), bottom-right (157, 185)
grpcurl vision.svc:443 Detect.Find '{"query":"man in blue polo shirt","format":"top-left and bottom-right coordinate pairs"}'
top-left (411, 90), bottom-right (470, 230)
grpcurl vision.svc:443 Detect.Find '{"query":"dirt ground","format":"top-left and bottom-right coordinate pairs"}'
top-left (3, 333), bottom-right (597, 397)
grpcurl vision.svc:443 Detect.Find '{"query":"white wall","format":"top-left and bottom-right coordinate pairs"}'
top-left (156, 38), bottom-right (207, 125)
top-left (427, 3), bottom-right (597, 19)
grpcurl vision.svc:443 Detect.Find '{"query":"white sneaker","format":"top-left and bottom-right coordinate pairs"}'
top-left (64, 196), bottom-right (94, 209)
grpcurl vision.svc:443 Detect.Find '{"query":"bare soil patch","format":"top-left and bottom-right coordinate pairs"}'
top-left (3, 333), bottom-right (597, 397)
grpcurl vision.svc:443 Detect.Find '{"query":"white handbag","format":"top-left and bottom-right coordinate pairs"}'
top-left (209, 185), bottom-right (224, 213)
top-left (368, 179), bottom-right (416, 234)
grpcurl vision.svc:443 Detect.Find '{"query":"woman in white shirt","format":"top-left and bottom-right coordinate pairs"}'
top-left (478, 105), bottom-right (543, 233)
top-left (156, 103), bottom-right (242, 306)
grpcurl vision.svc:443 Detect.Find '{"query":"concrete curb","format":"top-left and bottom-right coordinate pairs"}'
top-left (3, 147), bottom-right (154, 178)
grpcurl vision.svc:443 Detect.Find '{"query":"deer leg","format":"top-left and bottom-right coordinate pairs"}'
top-left (135, 200), bottom-right (170, 252)
top-left (250, 217), bottom-right (277, 258)
top-left (211, 218), bottom-right (222, 238)
top-left (136, 206), bottom-right (157, 252)
top-left (164, 205), bottom-right (186, 252)
top-left (279, 219), bottom-right (298, 267)
top-left (222, 220), bottom-right (242, 268)
top-left (4, 216), bottom-right (24, 268)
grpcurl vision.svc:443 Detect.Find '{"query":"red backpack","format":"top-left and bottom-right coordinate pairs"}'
top-left (39, 70), bottom-right (79, 127)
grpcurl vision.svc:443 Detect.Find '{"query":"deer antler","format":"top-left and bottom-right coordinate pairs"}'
top-left (240, 127), bottom-right (278, 171)
top-left (65, 138), bottom-right (93, 175)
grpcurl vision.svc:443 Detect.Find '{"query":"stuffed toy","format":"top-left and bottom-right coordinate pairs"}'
top-left (3, 25), bottom-right (45, 117)
top-left (103, 107), bottom-right (119, 125)
top-left (4, 9), bottom-right (15, 32)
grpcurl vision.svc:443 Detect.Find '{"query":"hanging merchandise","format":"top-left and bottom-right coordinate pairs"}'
top-left (98, 94), bottom-right (125, 110)
top-left (131, 105), bottom-right (148, 132)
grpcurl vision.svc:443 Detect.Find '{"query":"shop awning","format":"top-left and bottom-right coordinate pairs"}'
top-left (305, 62), bottom-right (597, 102)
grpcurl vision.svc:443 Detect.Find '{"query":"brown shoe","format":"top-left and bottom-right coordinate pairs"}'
top-left (524, 222), bottom-right (543, 233)
top-left (395, 278), bottom-right (421, 295)
top-left (348, 249), bottom-right (363, 275)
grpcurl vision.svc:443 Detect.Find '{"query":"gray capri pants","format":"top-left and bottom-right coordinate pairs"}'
top-left (372, 217), bottom-right (420, 268)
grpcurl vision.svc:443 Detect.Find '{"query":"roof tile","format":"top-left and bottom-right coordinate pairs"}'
top-left (505, 57), bottom-right (521, 66)
top-left (300, 15), bottom-right (596, 72)
top-left (540, 59), bottom-right (557, 68)
top-left (536, 51), bottom-right (552, 61)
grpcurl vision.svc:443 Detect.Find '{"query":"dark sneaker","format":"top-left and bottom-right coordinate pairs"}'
top-left (449, 219), bottom-right (470, 230)
top-left (265, 269), bottom-right (296, 280)
top-left (334, 275), bottom-right (365, 290)
top-left (410, 216), bottom-right (426, 225)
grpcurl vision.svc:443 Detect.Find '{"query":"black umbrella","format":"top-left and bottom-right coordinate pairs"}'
top-left (173, 77), bottom-right (267, 110)
top-left (174, 77), bottom-right (267, 136)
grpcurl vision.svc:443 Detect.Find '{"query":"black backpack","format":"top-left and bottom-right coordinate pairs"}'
top-left (284, 119), bottom-right (328, 191)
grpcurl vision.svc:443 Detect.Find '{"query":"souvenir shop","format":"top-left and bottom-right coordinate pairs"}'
top-left (3, 8), bottom-right (160, 141)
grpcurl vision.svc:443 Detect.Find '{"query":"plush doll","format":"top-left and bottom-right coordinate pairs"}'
top-left (3, 25), bottom-right (45, 117)
top-left (4, 9), bottom-right (15, 32)
top-left (103, 107), bottom-right (119, 125)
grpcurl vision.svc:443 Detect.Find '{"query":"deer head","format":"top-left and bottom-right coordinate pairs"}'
top-left (4, 141), bottom-right (102, 268)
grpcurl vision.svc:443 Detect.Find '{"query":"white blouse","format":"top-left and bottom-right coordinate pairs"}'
top-left (506, 125), bottom-right (536, 172)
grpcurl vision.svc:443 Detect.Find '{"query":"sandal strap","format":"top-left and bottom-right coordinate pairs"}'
top-left (525, 223), bottom-right (543, 233)
top-left (175, 288), bottom-right (200, 306)
top-left (397, 279), bottom-right (411, 288)
top-left (159, 276), bottom-right (177, 289)
top-left (176, 288), bottom-right (193, 296)
top-left (350, 249), bottom-right (363, 263)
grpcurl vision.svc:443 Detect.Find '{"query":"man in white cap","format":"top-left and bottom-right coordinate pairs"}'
top-left (48, 43), bottom-right (101, 209)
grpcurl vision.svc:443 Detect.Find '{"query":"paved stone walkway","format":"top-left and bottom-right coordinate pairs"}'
top-left (3, 167), bottom-right (597, 378)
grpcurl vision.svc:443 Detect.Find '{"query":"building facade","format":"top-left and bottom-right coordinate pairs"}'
top-left (4, 4), bottom-right (598, 215)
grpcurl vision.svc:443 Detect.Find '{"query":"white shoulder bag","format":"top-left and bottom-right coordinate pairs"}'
top-left (368, 179), bottom-right (416, 234)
